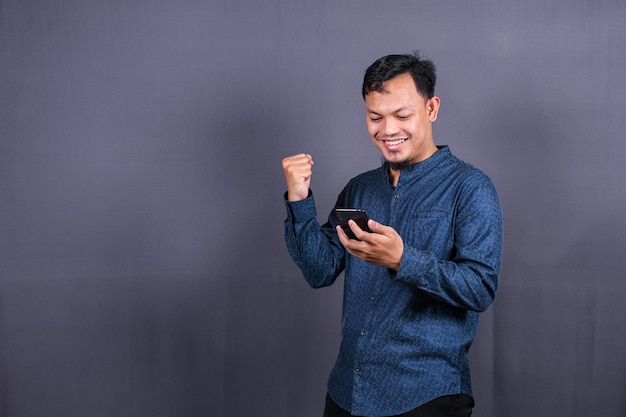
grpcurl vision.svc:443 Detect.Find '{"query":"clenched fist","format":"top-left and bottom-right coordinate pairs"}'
top-left (282, 153), bottom-right (314, 201)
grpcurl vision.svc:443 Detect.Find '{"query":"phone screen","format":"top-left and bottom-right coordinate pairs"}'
top-left (332, 208), bottom-right (371, 240)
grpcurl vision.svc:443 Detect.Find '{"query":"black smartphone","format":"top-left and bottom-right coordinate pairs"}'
top-left (332, 208), bottom-right (372, 240)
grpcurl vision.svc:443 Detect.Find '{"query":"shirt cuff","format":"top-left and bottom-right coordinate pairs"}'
top-left (390, 246), bottom-right (433, 285)
top-left (284, 190), bottom-right (317, 222)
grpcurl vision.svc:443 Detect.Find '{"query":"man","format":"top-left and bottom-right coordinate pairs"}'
top-left (281, 53), bottom-right (503, 417)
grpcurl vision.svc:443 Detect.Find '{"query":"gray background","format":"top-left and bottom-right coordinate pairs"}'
top-left (1, 1), bottom-right (625, 416)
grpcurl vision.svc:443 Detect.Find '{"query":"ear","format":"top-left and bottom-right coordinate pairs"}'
top-left (427, 96), bottom-right (441, 122)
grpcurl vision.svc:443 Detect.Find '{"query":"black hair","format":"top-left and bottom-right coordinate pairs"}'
top-left (362, 52), bottom-right (437, 100)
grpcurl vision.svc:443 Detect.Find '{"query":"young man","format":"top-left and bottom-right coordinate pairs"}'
top-left (282, 53), bottom-right (503, 417)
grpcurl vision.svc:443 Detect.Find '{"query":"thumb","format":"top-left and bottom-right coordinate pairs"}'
top-left (367, 219), bottom-right (382, 233)
top-left (367, 219), bottom-right (393, 237)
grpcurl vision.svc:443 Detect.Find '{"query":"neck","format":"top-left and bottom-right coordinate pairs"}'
top-left (389, 169), bottom-right (400, 187)
top-left (386, 145), bottom-right (439, 186)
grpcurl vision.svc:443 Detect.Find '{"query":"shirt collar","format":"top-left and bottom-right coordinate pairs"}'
top-left (382, 145), bottom-right (451, 184)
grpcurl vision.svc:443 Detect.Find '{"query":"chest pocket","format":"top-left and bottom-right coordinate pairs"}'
top-left (408, 210), bottom-right (453, 255)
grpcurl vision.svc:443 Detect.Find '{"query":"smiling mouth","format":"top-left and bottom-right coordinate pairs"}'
top-left (379, 137), bottom-right (409, 149)
top-left (383, 138), bottom-right (406, 146)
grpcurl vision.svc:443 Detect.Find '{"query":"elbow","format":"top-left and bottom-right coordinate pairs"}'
top-left (302, 265), bottom-right (341, 289)
top-left (304, 275), bottom-right (337, 289)
top-left (473, 294), bottom-right (495, 312)
top-left (472, 273), bottom-right (499, 312)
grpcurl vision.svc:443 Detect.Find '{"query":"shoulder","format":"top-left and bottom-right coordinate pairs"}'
top-left (336, 166), bottom-right (385, 205)
top-left (345, 166), bottom-right (384, 187)
top-left (444, 152), bottom-right (496, 190)
top-left (445, 158), bottom-right (502, 222)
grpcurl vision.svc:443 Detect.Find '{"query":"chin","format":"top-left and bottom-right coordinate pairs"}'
top-left (382, 156), bottom-right (411, 171)
top-left (388, 161), bottom-right (411, 170)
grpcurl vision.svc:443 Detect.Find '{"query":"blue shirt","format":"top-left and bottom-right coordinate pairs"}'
top-left (284, 146), bottom-right (503, 417)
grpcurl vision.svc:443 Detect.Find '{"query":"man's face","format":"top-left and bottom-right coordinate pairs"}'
top-left (364, 73), bottom-right (440, 170)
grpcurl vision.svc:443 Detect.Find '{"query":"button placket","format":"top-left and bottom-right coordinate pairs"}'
top-left (361, 295), bottom-right (375, 337)
top-left (354, 292), bottom-right (377, 378)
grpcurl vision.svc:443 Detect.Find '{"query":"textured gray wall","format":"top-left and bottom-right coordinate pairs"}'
top-left (1, 1), bottom-right (625, 416)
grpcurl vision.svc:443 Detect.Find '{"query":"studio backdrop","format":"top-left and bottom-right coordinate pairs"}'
top-left (1, 1), bottom-right (625, 416)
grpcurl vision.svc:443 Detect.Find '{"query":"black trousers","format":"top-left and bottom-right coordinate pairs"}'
top-left (323, 393), bottom-right (474, 417)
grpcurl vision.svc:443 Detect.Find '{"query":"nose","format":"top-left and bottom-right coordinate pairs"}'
top-left (381, 117), bottom-right (400, 136)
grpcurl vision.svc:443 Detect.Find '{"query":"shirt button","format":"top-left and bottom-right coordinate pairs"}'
top-left (360, 331), bottom-right (366, 336)
top-left (394, 194), bottom-right (400, 199)
top-left (355, 366), bottom-right (361, 372)
top-left (371, 296), bottom-right (376, 302)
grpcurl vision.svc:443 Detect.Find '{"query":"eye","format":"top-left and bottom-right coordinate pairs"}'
top-left (396, 114), bottom-right (411, 120)
top-left (369, 117), bottom-right (382, 123)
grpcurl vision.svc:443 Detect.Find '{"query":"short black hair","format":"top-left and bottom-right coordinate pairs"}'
top-left (362, 52), bottom-right (437, 100)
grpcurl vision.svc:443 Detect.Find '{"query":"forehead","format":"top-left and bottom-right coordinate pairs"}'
top-left (364, 73), bottom-right (426, 111)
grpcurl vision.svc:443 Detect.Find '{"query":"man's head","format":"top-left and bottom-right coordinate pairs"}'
top-left (362, 53), bottom-right (441, 175)
top-left (362, 52), bottom-right (437, 101)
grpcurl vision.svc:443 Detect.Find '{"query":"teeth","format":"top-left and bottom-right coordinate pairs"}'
top-left (385, 139), bottom-right (405, 146)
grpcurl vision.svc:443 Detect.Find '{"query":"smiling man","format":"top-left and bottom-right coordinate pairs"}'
top-left (365, 71), bottom-right (439, 182)
top-left (282, 53), bottom-right (503, 417)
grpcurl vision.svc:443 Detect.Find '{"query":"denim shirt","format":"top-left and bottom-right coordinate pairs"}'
top-left (284, 146), bottom-right (503, 417)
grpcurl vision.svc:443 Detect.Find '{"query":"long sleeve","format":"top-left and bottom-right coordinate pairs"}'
top-left (392, 174), bottom-right (503, 312)
top-left (283, 192), bottom-right (346, 288)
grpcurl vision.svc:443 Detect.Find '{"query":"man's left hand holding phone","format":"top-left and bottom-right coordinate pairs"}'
top-left (332, 208), bottom-right (373, 241)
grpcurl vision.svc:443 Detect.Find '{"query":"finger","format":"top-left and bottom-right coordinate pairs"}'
top-left (336, 225), bottom-right (350, 246)
top-left (366, 219), bottom-right (391, 236)
top-left (282, 153), bottom-right (313, 168)
top-left (283, 157), bottom-right (313, 177)
top-left (336, 226), bottom-right (364, 255)
top-left (347, 219), bottom-right (366, 240)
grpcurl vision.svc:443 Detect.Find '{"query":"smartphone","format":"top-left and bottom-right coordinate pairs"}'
top-left (332, 208), bottom-right (372, 240)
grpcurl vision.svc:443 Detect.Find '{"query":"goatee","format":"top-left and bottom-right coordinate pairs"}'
top-left (383, 157), bottom-right (410, 171)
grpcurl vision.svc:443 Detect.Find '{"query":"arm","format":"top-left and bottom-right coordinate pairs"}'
top-left (284, 194), bottom-right (346, 288)
top-left (393, 177), bottom-right (503, 312)
top-left (282, 154), bottom-right (345, 288)
top-left (338, 175), bottom-right (503, 312)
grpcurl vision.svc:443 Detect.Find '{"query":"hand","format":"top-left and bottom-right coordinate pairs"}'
top-left (282, 153), bottom-right (314, 201)
top-left (336, 219), bottom-right (404, 271)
